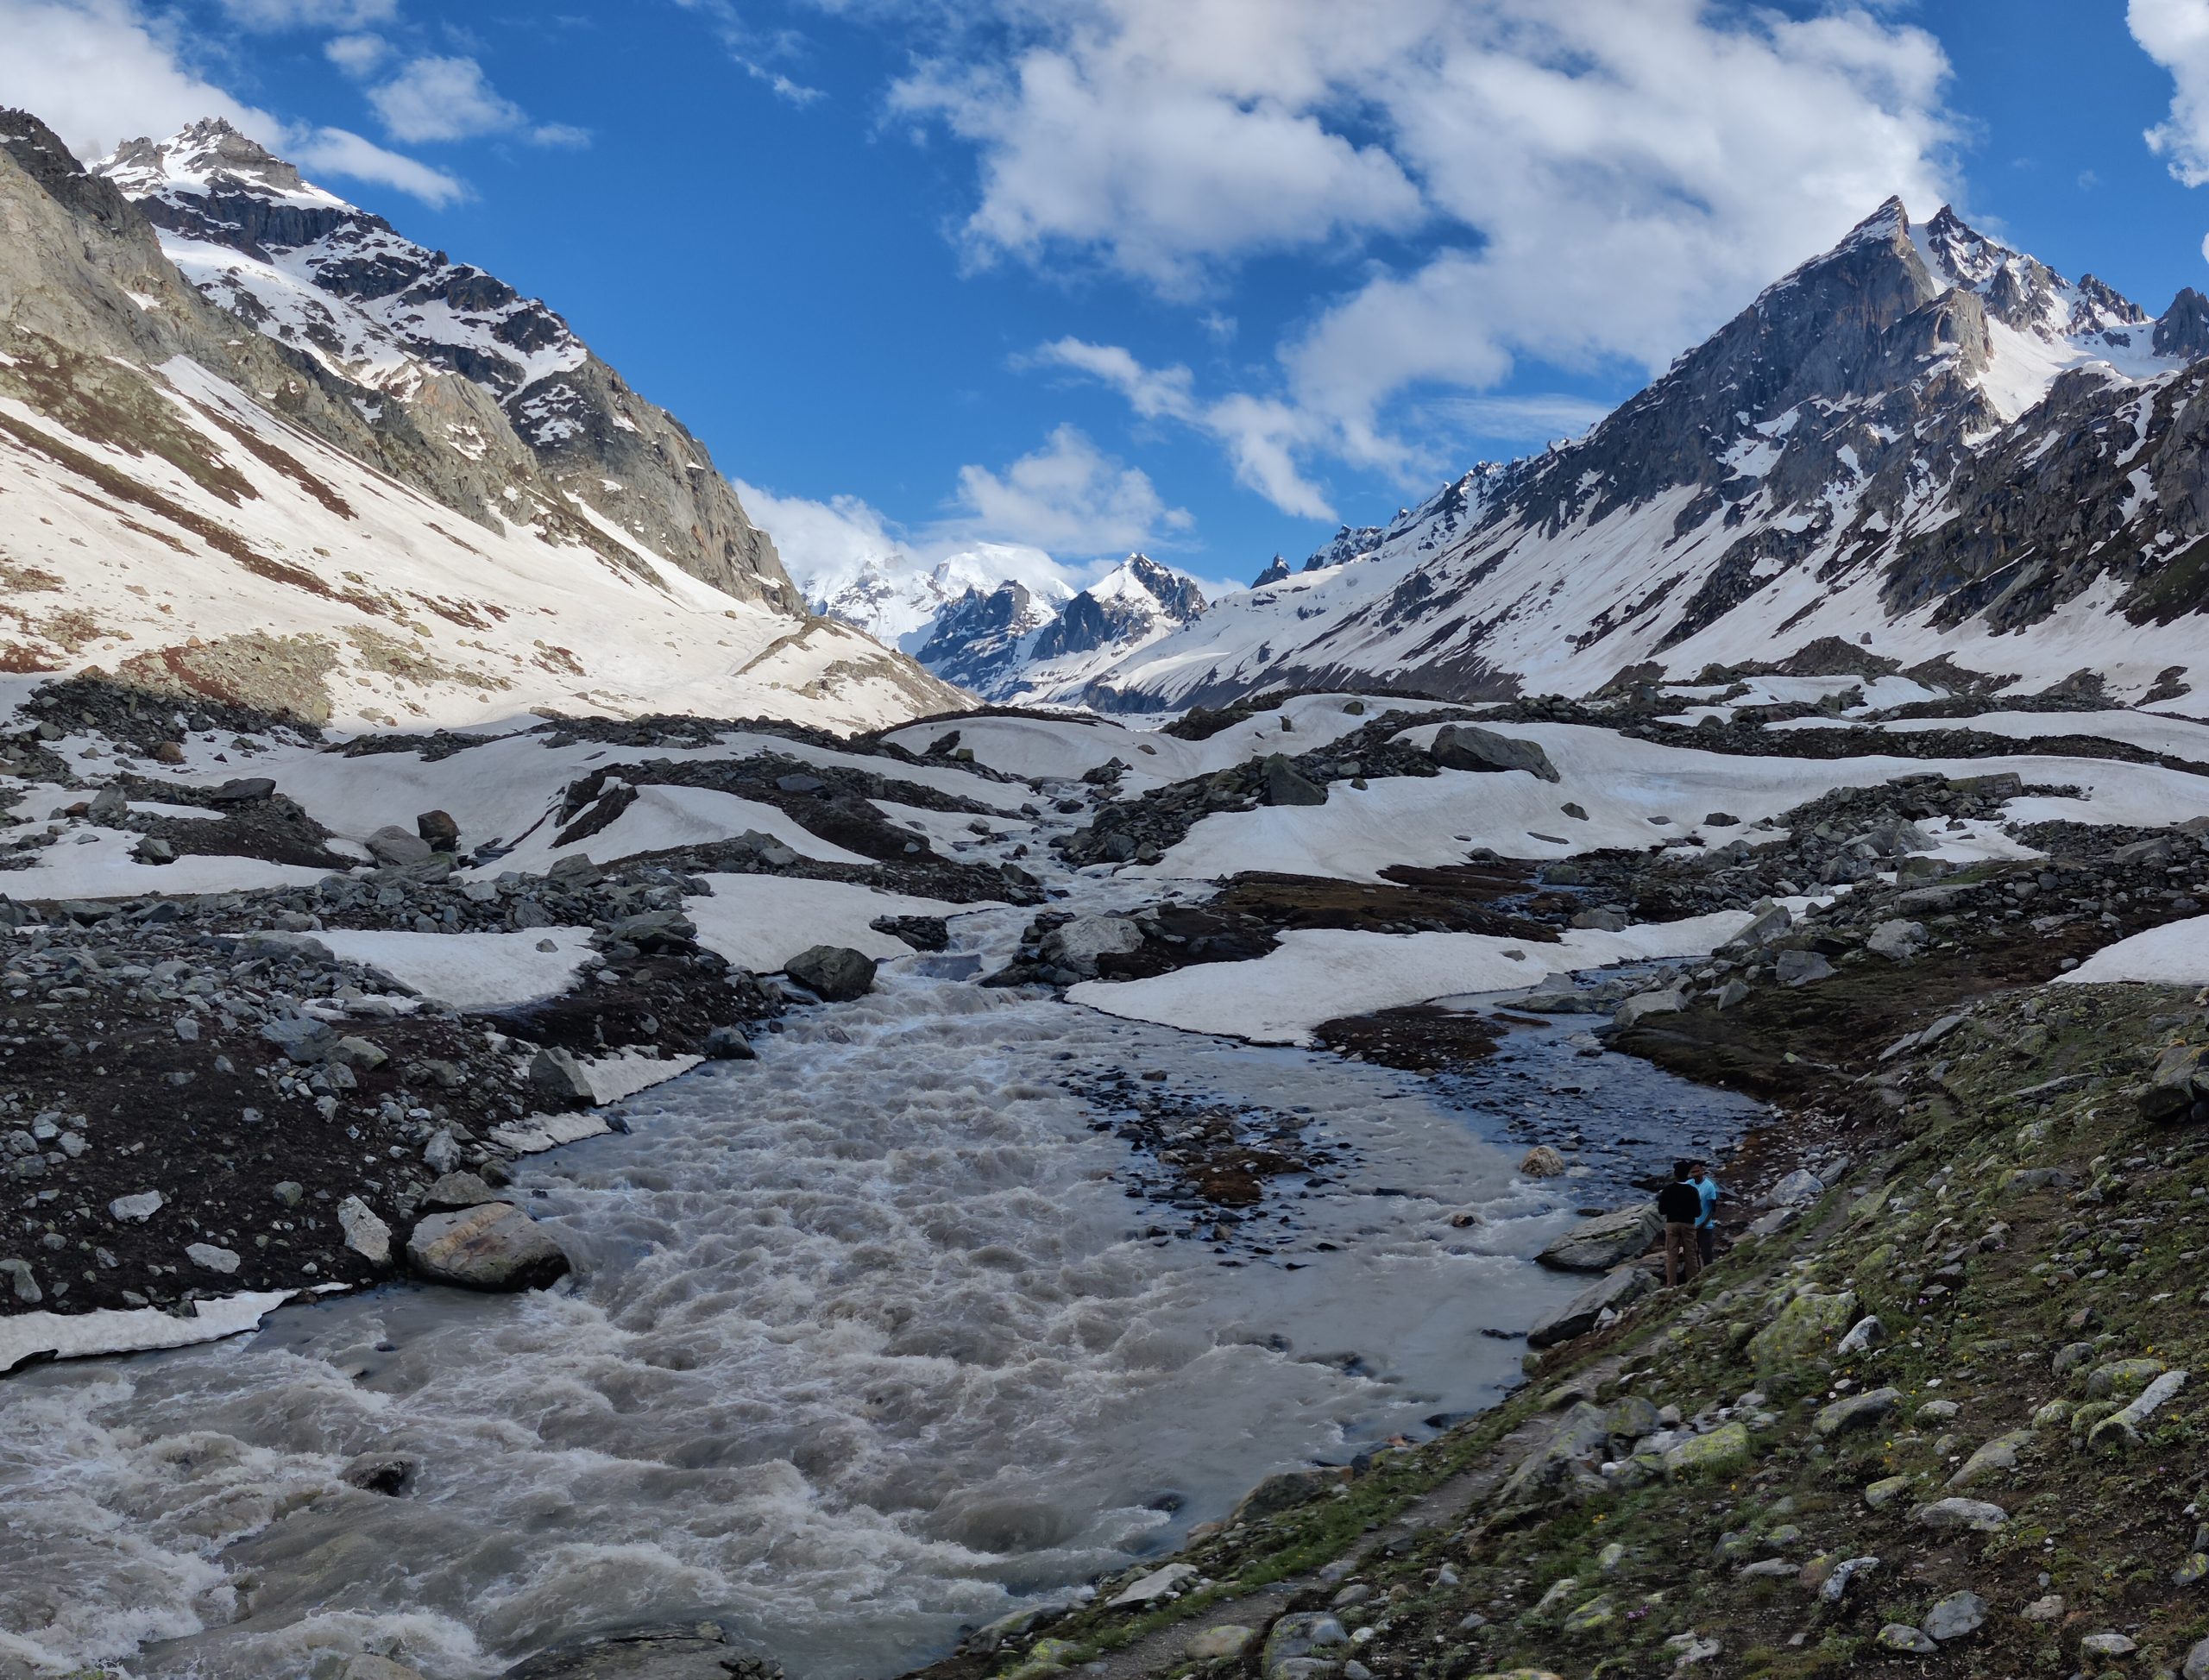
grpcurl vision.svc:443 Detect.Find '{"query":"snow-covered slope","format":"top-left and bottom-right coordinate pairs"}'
top-left (92, 119), bottom-right (793, 609)
top-left (0, 107), bottom-right (960, 732)
top-left (1089, 201), bottom-right (2209, 710)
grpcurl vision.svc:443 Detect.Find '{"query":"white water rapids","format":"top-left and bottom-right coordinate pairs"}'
top-left (0, 902), bottom-right (1761, 1680)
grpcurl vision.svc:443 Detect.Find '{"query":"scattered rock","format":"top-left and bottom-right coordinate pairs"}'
top-left (337, 1196), bottom-right (393, 1266)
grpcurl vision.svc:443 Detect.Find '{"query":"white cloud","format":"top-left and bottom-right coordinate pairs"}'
top-left (0, 0), bottom-right (464, 204)
top-left (324, 32), bottom-right (392, 77)
top-left (0, 0), bottom-right (277, 159)
top-left (953, 424), bottom-right (1191, 555)
top-left (892, 0), bottom-right (1961, 504)
top-left (290, 125), bottom-right (467, 205)
top-left (217, 0), bottom-right (395, 28)
top-left (2133, 0), bottom-right (2209, 185)
top-left (368, 55), bottom-right (527, 143)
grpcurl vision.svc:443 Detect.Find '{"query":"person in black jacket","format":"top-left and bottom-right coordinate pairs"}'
top-left (1658, 1159), bottom-right (1704, 1286)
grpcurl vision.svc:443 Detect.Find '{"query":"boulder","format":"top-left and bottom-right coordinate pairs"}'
top-left (337, 1195), bottom-right (393, 1265)
top-left (1519, 1144), bottom-right (1567, 1177)
top-left (1876, 1626), bottom-right (1936, 1655)
top-left (1186, 1626), bottom-right (1257, 1662)
top-left (1813, 1387), bottom-right (1899, 1438)
top-left (529, 1047), bottom-right (595, 1106)
top-left (702, 1024), bottom-right (757, 1060)
top-left (1042, 916), bottom-right (1146, 974)
top-left (1948, 1429), bottom-right (2035, 1485)
top-left (1262, 754), bottom-right (1329, 807)
top-left (343, 1658), bottom-right (431, 1680)
top-left (785, 945), bottom-right (878, 1002)
top-left (406, 1202), bottom-right (570, 1292)
top-left (341, 1452), bottom-right (418, 1495)
top-left (1762, 1168), bottom-right (1824, 1207)
top-left (135, 835), bottom-right (176, 865)
top-left (415, 809), bottom-right (461, 852)
top-left (210, 777), bottom-right (276, 802)
top-left (1663, 1421), bottom-right (1751, 1477)
top-left (1775, 950), bottom-right (1833, 987)
top-left (1746, 1290), bottom-right (1858, 1375)
top-left (1866, 918), bottom-right (1928, 960)
top-left (421, 1172), bottom-right (500, 1211)
top-left (1107, 1562), bottom-right (1197, 1608)
top-left (1537, 1205), bottom-right (1663, 1272)
top-left (1230, 1465), bottom-right (1350, 1524)
top-left (365, 824), bottom-right (434, 865)
top-left (1911, 1497), bottom-right (2007, 1532)
top-left (1431, 725), bottom-right (1560, 782)
top-left (1527, 1265), bottom-right (1655, 1349)
top-left (1613, 987), bottom-right (1684, 1029)
top-left (1259, 1613), bottom-right (1348, 1680)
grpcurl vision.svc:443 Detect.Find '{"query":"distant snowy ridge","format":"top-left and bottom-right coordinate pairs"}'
top-left (1085, 200), bottom-right (2209, 711)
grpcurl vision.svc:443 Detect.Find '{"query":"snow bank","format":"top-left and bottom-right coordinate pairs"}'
top-left (1068, 910), bottom-right (1755, 1045)
top-left (0, 826), bottom-right (332, 899)
top-left (880, 694), bottom-right (1453, 794)
top-left (0, 1290), bottom-right (292, 1373)
top-left (491, 782), bottom-right (871, 874)
top-left (310, 927), bottom-right (597, 1010)
top-left (1137, 721), bottom-right (2209, 883)
top-left (684, 875), bottom-right (991, 974)
top-left (2057, 916), bottom-right (2209, 988)
top-left (580, 1050), bottom-right (704, 1104)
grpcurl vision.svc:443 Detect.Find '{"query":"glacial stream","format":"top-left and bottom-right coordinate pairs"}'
top-left (0, 899), bottom-right (1764, 1680)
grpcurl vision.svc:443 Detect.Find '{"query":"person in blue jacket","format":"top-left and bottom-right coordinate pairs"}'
top-left (1693, 1162), bottom-right (1721, 1267)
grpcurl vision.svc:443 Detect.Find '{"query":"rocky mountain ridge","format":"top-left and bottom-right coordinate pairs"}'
top-left (93, 119), bottom-right (796, 608)
top-left (1075, 201), bottom-right (2209, 711)
top-left (0, 105), bottom-right (959, 731)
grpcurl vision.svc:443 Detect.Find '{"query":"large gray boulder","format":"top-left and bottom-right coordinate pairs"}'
top-left (785, 945), bottom-right (878, 1001)
top-left (1431, 724), bottom-right (1560, 783)
top-left (1527, 1264), bottom-right (1655, 1348)
top-left (1042, 916), bottom-right (1146, 975)
top-left (406, 1202), bottom-right (570, 1292)
top-left (365, 824), bottom-right (434, 865)
top-left (1537, 1205), bottom-right (1663, 1272)
top-left (1262, 753), bottom-right (1329, 807)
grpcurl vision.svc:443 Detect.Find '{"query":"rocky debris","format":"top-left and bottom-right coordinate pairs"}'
top-left (404, 1202), bottom-right (570, 1292)
top-left (1536, 1205), bottom-right (1662, 1273)
top-left (784, 945), bottom-right (877, 1002)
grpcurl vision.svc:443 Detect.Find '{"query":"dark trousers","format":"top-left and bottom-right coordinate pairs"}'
top-left (1696, 1224), bottom-right (1715, 1266)
top-left (1665, 1221), bottom-right (1702, 1286)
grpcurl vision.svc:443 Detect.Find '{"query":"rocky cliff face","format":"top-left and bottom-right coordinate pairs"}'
top-left (94, 120), bottom-right (796, 608)
top-left (1084, 201), bottom-right (2209, 710)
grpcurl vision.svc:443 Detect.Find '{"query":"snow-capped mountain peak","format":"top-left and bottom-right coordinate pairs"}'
top-left (91, 118), bottom-right (790, 607)
top-left (1068, 198), bottom-right (2209, 710)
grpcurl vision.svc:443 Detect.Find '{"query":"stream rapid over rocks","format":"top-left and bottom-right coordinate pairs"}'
top-left (0, 899), bottom-right (1762, 1680)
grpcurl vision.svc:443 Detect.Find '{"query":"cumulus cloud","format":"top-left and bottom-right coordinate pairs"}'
top-left (2134, 0), bottom-right (2209, 185)
top-left (892, 0), bottom-right (1961, 506)
top-left (0, 0), bottom-right (464, 203)
top-left (953, 425), bottom-right (1191, 555)
top-left (324, 32), bottom-right (393, 77)
top-left (364, 54), bottom-right (588, 148)
top-left (734, 478), bottom-right (1077, 609)
top-left (289, 125), bottom-right (467, 204)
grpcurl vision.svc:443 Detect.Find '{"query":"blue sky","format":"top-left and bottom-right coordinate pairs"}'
top-left (13, 0), bottom-right (2209, 601)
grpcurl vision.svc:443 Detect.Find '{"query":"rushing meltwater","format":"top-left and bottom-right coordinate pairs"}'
top-left (0, 903), bottom-right (1761, 1680)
